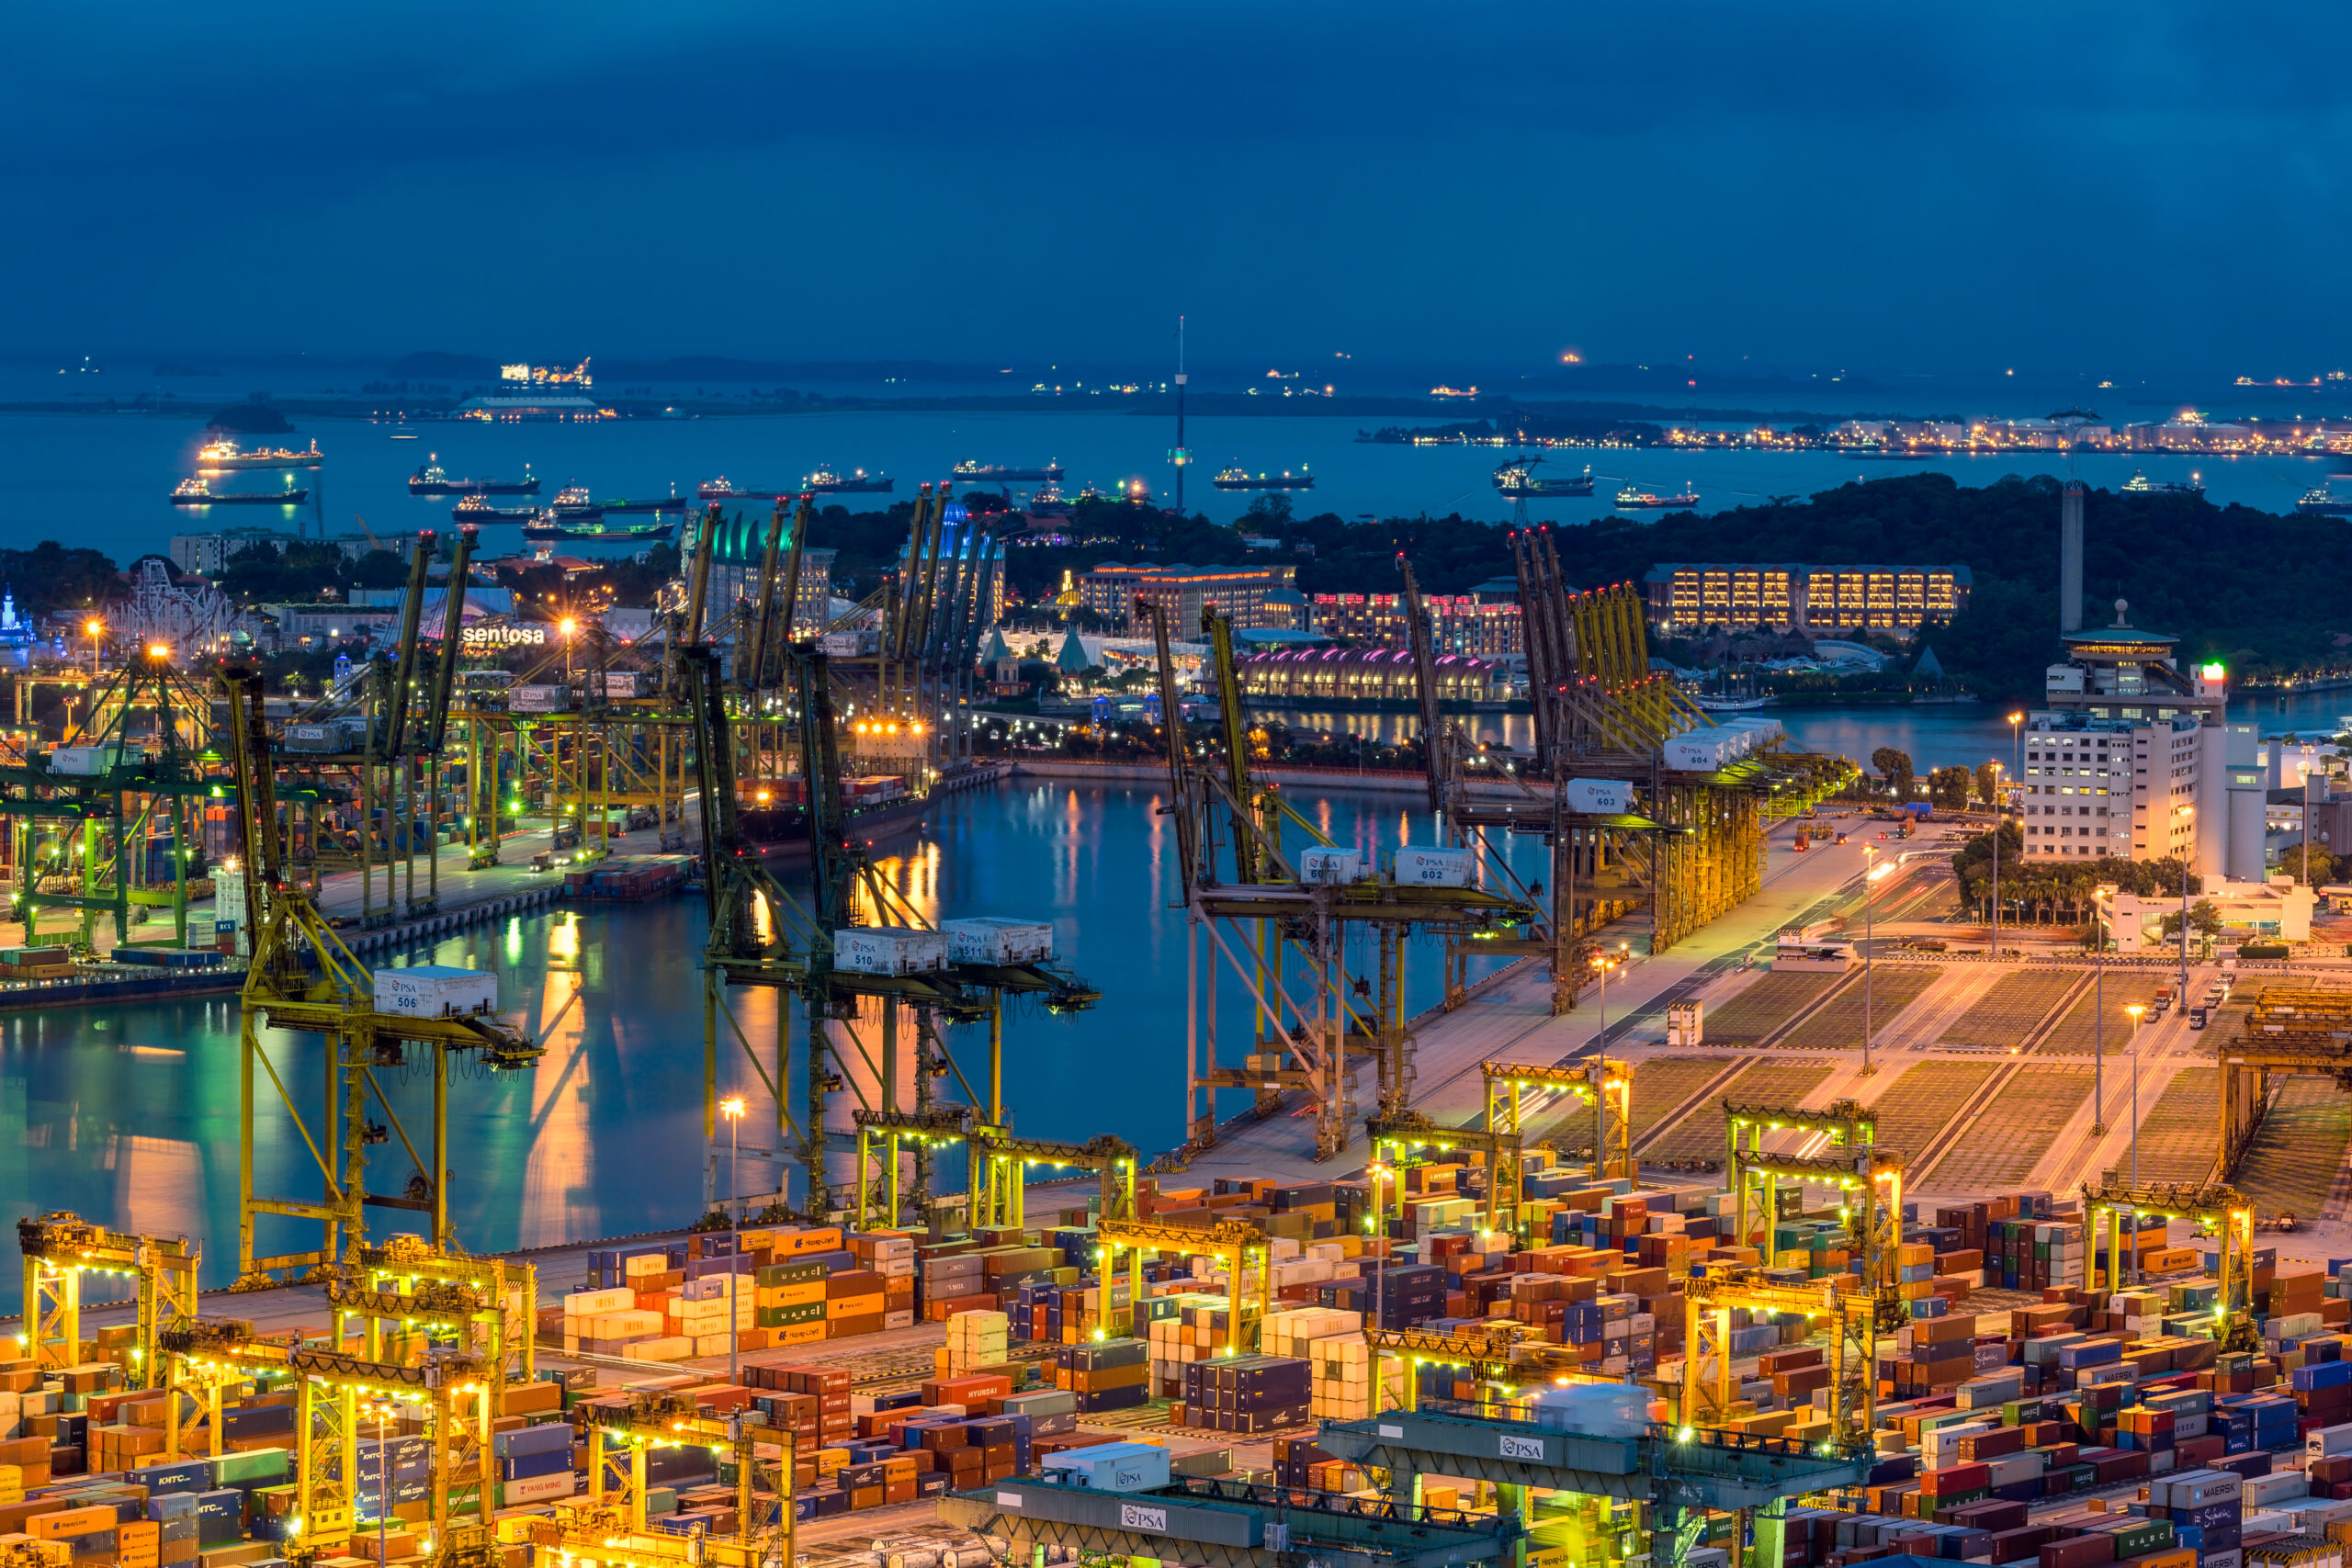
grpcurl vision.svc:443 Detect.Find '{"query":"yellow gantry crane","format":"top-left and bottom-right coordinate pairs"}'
top-left (16, 1212), bottom-right (199, 1386)
top-left (156, 1320), bottom-right (497, 1566)
top-left (1097, 1218), bottom-right (1272, 1350)
top-left (569, 1387), bottom-right (795, 1567)
top-left (2079, 1181), bottom-right (2260, 1353)
top-left (218, 664), bottom-right (544, 1287)
top-left (1681, 1268), bottom-right (1906, 1438)
top-left (2216, 988), bottom-right (2352, 1188)
top-left (1722, 1100), bottom-right (1878, 1258)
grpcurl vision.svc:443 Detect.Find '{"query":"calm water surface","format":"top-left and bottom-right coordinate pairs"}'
top-left (0, 781), bottom-right (1550, 1298)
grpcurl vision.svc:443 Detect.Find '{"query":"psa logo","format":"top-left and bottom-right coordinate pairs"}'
top-left (1120, 1504), bottom-right (1169, 1533)
top-left (1498, 1434), bottom-right (1545, 1461)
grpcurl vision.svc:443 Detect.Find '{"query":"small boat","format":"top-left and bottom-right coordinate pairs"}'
top-left (389, 433), bottom-right (421, 440)
top-left (1695, 694), bottom-right (1772, 713)
top-left (172, 478), bottom-right (307, 505)
top-left (550, 483), bottom-right (603, 522)
top-left (198, 437), bottom-right (323, 469)
top-left (698, 477), bottom-right (788, 501)
top-left (806, 467), bottom-right (892, 493)
top-left (1615, 485), bottom-right (1700, 509)
top-left (1212, 465), bottom-right (1317, 491)
top-left (2122, 469), bottom-right (2205, 497)
top-left (521, 515), bottom-right (678, 543)
top-left (453, 494), bottom-right (539, 523)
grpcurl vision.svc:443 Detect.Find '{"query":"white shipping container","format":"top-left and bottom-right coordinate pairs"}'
top-left (49, 745), bottom-right (126, 776)
top-left (941, 917), bottom-right (1055, 964)
top-left (214, 876), bottom-right (247, 929)
top-left (818, 633), bottom-right (867, 657)
top-left (373, 964), bottom-right (498, 1018)
top-left (509, 684), bottom-right (568, 713)
top-left (1565, 778), bottom-right (1634, 816)
top-left (833, 927), bottom-right (950, 976)
top-left (1392, 847), bottom-right (1474, 887)
top-left (599, 671), bottom-right (640, 697)
top-left (1665, 732), bottom-right (1742, 772)
top-left (1666, 998), bottom-right (1702, 1048)
top-left (1295, 848), bottom-right (1365, 886)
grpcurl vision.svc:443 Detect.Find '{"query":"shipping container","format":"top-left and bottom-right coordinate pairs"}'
top-left (373, 964), bottom-right (498, 1018)
top-left (834, 927), bottom-right (950, 976)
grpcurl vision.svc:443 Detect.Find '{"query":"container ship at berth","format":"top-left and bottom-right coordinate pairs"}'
top-left (410, 457), bottom-right (539, 495)
top-left (734, 778), bottom-right (931, 862)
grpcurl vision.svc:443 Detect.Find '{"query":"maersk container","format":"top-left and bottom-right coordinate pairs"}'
top-left (1295, 848), bottom-right (1364, 886)
top-left (373, 964), bottom-right (498, 1018)
top-left (1391, 847), bottom-right (1474, 887)
top-left (834, 927), bottom-right (950, 976)
top-left (942, 917), bottom-right (1054, 965)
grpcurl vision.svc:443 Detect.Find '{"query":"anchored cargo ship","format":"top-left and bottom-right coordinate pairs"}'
top-left (198, 437), bottom-right (323, 469)
top-left (410, 456), bottom-right (538, 495)
top-left (1492, 455), bottom-right (1594, 496)
top-left (1213, 465), bottom-right (1316, 491)
top-left (2299, 478), bottom-right (2352, 515)
top-left (172, 478), bottom-right (308, 505)
top-left (698, 476), bottom-right (788, 501)
top-left (2123, 469), bottom-right (2206, 497)
top-left (806, 467), bottom-right (892, 493)
top-left (953, 460), bottom-right (1065, 482)
top-left (1614, 484), bottom-right (1699, 509)
top-left (520, 514), bottom-right (678, 543)
top-left (452, 494), bottom-right (539, 523)
top-left (601, 492), bottom-right (690, 513)
top-left (549, 483), bottom-right (603, 522)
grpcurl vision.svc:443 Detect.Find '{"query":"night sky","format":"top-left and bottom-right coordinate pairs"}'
top-left (10, 3), bottom-right (2351, 379)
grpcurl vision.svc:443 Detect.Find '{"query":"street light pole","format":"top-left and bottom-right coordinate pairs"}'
top-left (1861, 843), bottom-right (1877, 1077)
top-left (721, 1095), bottom-right (746, 1386)
top-left (2125, 1002), bottom-right (2146, 1197)
top-left (2092, 895), bottom-right (2109, 1135)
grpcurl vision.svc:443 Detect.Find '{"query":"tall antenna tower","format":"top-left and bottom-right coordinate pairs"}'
top-left (1169, 316), bottom-right (1191, 513)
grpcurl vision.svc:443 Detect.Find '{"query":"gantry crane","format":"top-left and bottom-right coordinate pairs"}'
top-left (2, 641), bottom-right (226, 951)
top-left (2216, 988), bottom-right (2352, 1189)
top-left (1680, 1268), bottom-right (1906, 1438)
top-left (2079, 1181), bottom-right (2260, 1352)
top-left (846, 1108), bottom-right (1137, 1233)
top-left (1365, 1107), bottom-right (1544, 1240)
top-left (1723, 1099), bottom-right (1879, 1253)
top-left (218, 663), bottom-right (544, 1287)
top-left (156, 1320), bottom-right (497, 1566)
top-left (1483, 1056), bottom-right (1634, 1200)
top-left (1155, 604), bottom-right (1544, 1161)
top-left (688, 592), bottom-right (1098, 1221)
top-left (17, 1212), bottom-right (199, 1386)
top-left (572, 1385), bottom-right (795, 1564)
top-left (1096, 1218), bottom-right (1272, 1349)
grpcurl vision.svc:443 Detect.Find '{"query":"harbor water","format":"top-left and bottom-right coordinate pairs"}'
top-left (4, 409), bottom-right (2343, 569)
top-left (0, 778), bottom-right (1552, 1300)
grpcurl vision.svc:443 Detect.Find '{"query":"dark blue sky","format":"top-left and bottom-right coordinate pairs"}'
top-left (10, 3), bottom-right (2351, 380)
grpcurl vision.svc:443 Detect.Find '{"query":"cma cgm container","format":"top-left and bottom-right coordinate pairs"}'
top-left (942, 918), bottom-right (1054, 964)
top-left (834, 928), bottom-right (950, 976)
top-left (374, 965), bottom-right (498, 1018)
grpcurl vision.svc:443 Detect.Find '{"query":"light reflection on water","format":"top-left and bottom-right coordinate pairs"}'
top-left (0, 781), bottom-right (1545, 1303)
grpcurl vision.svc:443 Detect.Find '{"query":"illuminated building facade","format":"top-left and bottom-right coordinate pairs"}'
top-left (1080, 562), bottom-right (1301, 633)
top-left (1236, 647), bottom-right (1507, 706)
top-left (1308, 593), bottom-right (1524, 657)
top-left (1642, 563), bottom-right (1969, 634)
